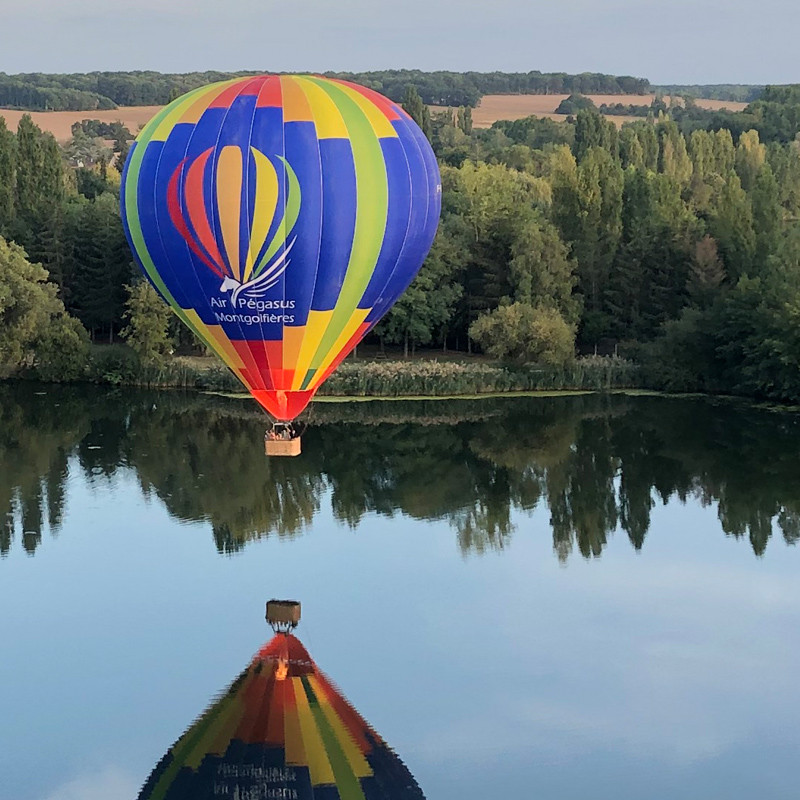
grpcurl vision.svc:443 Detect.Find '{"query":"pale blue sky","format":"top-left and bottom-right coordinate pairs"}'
top-left (0, 0), bottom-right (797, 84)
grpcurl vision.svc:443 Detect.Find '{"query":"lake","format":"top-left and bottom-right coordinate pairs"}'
top-left (1, 384), bottom-right (799, 800)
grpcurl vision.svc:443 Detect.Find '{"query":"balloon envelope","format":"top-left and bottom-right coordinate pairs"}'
top-left (121, 76), bottom-right (441, 420)
top-left (137, 633), bottom-right (426, 799)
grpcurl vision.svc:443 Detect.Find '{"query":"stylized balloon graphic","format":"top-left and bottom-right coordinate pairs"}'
top-left (121, 75), bottom-right (441, 421)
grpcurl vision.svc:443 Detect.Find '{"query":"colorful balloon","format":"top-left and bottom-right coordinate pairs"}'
top-left (137, 632), bottom-right (426, 799)
top-left (121, 75), bottom-right (441, 420)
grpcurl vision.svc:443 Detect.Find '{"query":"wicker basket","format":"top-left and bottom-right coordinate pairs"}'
top-left (266, 600), bottom-right (301, 627)
top-left (265, 438), bottom-right (301, 457)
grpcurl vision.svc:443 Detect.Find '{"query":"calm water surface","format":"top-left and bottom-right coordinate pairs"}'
top-left (1, 385), bottom-right (799, 800)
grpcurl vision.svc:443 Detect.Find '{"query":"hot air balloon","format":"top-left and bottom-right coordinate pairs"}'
top-left (137, 601), bottom-right (426, 799)
top-left (121, 76), bottom-right (441, 453)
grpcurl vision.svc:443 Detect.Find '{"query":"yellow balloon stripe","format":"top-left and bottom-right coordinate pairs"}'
top-left (184, 689), bottom-right (246, 769)
top-left (306, 309), bottom-right (370, 392)
top-left (216, 146), bottom-right (243, 282)
top-left (149, 80), bottom-right (240, 142)
top-left (254, 157), bottom-right (301, 277)
top-left (290, 311), bottom-right (333, 390)
top-left (294, 76), bottom-right (349, 139)
top-left (302, 78), bottom-right (388, 382)
top-left (244, 148), bottom-right (279, 284)
top-left (333, 82), bottom-right (399, 139)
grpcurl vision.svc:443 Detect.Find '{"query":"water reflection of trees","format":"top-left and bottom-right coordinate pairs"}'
top-left (2, 385), bottom-right (800, 560)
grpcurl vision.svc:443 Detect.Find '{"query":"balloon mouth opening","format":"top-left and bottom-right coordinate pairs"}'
top-left (251, 389), bottom-right (316, 421)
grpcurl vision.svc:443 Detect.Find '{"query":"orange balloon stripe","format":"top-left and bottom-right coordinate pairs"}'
top-left (166, 161), bottom-right (225, 279)
top-left (280, 76), bottom-right (314, 122)
top-left (216, 146), bottom-right (244, 282)
top-left (185, 150), bottom-right (227, 272)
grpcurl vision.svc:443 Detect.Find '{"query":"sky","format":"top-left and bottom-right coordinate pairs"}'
top-left (0, 0), bottom-right (797, 85)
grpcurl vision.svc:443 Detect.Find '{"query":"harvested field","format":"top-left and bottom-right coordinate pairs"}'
top-left (0, 106), bottom-right (162, 141)
top-left (441, 93), bottom-right (750, 128)
top-left (0, 94), bottom-right (751, 141)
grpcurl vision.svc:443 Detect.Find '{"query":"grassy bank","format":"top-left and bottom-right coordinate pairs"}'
top-left (85, 346), bottom-right (640, 397)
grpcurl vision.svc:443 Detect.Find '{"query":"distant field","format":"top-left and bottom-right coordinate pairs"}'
top-left (0, 106), bottom-right (161, 140)
top-left (461, 93), bottom-right (750, 128)
top-left (0, 93), bottom-right (751, 141)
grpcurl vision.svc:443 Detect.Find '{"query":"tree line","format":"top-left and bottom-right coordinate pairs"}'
top-left (384, 86), bottom-right (800, 401)
top-left (0, 69), bottom-right (653, 111)
top-left (3, 82), bottom-right (800, 402)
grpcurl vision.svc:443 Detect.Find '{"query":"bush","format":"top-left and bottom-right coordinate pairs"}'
top-left (33, 315), bottom-right (89, 382)
top-left (87, 344), bottom-right (140, 385)
top-left (555, 94), bottom-right (598, 115)
top-left (469, 303), bottom-right (576, 365)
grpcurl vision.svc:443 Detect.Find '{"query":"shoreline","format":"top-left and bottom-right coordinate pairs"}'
top-left (6, 377), bottom-right (800, 414)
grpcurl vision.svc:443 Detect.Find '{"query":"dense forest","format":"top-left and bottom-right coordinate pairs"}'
top-left (3, 78), bottom-right (800, 401)
top-left (0, 69), bottom-right (653, 110)
top-left (654, 84), bottom-right (764, 103)
top-left (2, 387), bottom-right (798, 560)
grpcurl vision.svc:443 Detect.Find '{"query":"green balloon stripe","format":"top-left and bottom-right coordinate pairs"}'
top-left (253, 156), bottom-right (302, 278)
top-left (301, 676), bottom-right (367, 800)
top-left (123, 82), bottom-right (239, 348)
top-left (302, 77), bottom-right (389, 383)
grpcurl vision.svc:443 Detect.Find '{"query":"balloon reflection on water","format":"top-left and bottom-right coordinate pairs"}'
top-left (138, 602), bottom-right (425, 800)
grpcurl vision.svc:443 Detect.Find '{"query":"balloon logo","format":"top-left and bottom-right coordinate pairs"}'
top-left (167, 146), bottom-right (301, 309)
top-left (121, 75), bottom-right (441, 421)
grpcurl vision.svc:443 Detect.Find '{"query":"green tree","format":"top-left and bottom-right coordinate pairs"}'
top-left (619, 126), bottom-right (645, 170)
top-left (571, 147), bottom-right (624, 342)
top-left (66, 192), bottom-right (132, 340)
top-left (657, 120), bottom-right (693, 187)
top-left (735, 130), bottom-right (766, 191)
top-left (12, 116), bottom-right (64, 241)
top-left (402, 86), bottom-right (431, 139)
top-left (0, 236), bottom-right (88, 380)
top-left (121, 280), bottom-right (173, 365)
top-left (709, 172), bottom-right (756, 280)
top-left (447, 161), bottom-right (552, 343)
top-left (456, 105), bottom-right (473, 136)
top-left (687, 235), bottom-right (725, 308)
top-left (509, 213), bottom-right (578, 321)
top-left (0, 117), bottom-right (15, 235)
top-left (750, 163), bottom-right (783, 269)
top-left (573, 109), bottom-right (618, 162)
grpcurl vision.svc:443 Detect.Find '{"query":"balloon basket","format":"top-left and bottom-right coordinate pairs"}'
top-left (265, 436), bottom-right (301, 457)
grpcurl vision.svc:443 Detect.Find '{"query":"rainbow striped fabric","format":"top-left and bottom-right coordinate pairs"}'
top-left (137, 633), bottom-right (426, 800)
top-left (121, 76), bottom-right (441, 420)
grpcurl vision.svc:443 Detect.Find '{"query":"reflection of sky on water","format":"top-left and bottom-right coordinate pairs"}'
top-left (1, 456), bottom-right (798, 800)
